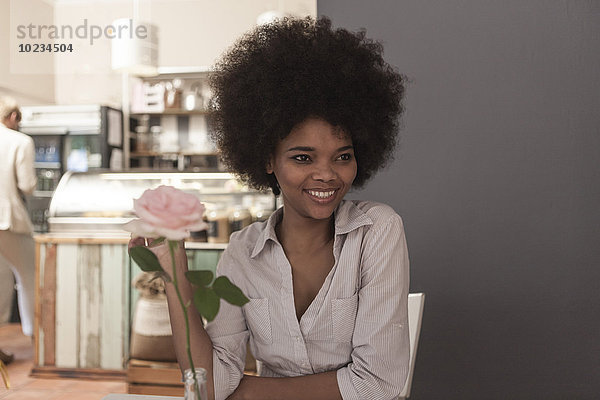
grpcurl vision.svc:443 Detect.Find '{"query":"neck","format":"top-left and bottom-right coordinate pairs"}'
top-left (1, 119), bottom-right (14, 130)
top-left (276, 208), bottom-right (335, 254)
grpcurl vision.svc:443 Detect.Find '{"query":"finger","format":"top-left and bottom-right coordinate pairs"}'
top-left (128, 236), bottom-right (147, 249)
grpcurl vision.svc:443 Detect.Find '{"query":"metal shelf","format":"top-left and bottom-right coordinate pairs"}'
top-left (130, 109), bottom-right (209, 116)
top-left (125, 67), bottom-right (214, 171)
top-left (34, 161), bottom-right (61, 169)
top-left (33, 190), bottom-right (54, 197)
top-left (130, 151), bottom-right (217, 158)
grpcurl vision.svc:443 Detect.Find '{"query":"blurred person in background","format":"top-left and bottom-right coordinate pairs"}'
top-left (0, 96), bottom-right (37, 364)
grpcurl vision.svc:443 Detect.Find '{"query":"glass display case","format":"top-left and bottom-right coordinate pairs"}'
top-left (20, 105), bottom-right (124, 232)
top-left (47, 170), bottom-right (276, 237)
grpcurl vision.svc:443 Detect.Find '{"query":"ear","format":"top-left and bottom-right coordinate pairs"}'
top-left (3, 112), bottom-right (19, 130)
top-left (266, 157), bottom-right (274, 174)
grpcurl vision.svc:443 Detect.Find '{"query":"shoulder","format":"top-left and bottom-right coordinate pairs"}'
top-left (1, 126), bottom-right (33, 147)
top-left (229, 220), bottom-right (266, 250)
top-left (215, 220), bottom-right (269, 279)
top-left (220, 220), bottom-right (268, 263)
top-left (349, 200), bottom-right (404, 231)
top-left (350, 201), bottom-right (409, 274)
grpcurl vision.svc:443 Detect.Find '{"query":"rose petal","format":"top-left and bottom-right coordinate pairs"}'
top-left (122, 219), bottom-right (161, 238)
top-left (153, 226), bottom-right (191, 241)
top-left (131, 185), bottom-right (206, 233)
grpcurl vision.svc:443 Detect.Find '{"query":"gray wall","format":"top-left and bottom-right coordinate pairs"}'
top-left (318, 1), bottom-right (600, 399)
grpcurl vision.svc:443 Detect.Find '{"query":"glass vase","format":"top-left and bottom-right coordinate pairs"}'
top-left (184, 368), bottom-right (208, 400)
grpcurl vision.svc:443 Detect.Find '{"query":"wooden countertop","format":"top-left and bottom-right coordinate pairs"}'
top-left (34, 234), bottom-right (228, 249)
top-left (34, 233), bottom-right (131, 244)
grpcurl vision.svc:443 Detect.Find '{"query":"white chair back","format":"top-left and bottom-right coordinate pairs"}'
top-left (398, 293), bottom-right (425, 399)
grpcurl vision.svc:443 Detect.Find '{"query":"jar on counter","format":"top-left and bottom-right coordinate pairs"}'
top-left (250, 206), bottom-right (272, 223)
top-left (164, 79), bottom-right (183, 109)
top-left (135, 125), bottom-right (150, 152)
top-left (150, 125), bottom-right (162, 152)
top-left (229, 206), bottom-right (252, 233)
top-left (189, 226), bottom-right (208, 242)
top-left (206, 205), bottom-right (230, 243)
top-left (250, 196), bottom-right (275, 223)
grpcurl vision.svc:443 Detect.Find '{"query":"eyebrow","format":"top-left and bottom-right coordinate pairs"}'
top-left (286, 145), bottom-right (354, 152)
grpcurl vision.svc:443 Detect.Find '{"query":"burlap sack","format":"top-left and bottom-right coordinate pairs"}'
top-left (130, 272), bottom-right (177, 362)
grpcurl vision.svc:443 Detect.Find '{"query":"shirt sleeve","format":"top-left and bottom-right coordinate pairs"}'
top-left (16, 136), bottom-right (37, 195)
top-left (336, 213), bottom-right (410, 400)
top-left (205, 247), bottom-right (250, 400)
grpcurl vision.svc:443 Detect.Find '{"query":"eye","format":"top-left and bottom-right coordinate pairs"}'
top-left (336, 153), bottom-right (353, 161)
top-left (292, 154), bottom-right (311, 162)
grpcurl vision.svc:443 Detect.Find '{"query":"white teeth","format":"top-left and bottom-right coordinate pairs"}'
top-left (308, 190), bottom-right (335, 199)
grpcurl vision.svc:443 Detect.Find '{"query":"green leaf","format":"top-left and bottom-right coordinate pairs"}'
top-left (212, 276), bottom-right (249, 307)
top-left (129, 246), bottom-right (163, 272)
top-left (193, 286), bottom-right (220, 322)
top-left (185, 270), bottom-right (214, 287)
top-left (149, 270), bottom-right (171, 283)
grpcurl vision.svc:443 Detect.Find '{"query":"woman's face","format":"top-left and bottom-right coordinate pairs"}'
top-left (267, 117), bottom-right (357, 222)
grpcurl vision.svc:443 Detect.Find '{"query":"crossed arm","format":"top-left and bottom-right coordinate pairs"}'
top-left (227, 372), bottom-right (341, 400)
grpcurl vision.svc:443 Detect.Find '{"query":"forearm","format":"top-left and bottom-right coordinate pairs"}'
top-left (231, 370), bottom-right (342, 400)
top-left (163, 242), bottom-right (216, 400)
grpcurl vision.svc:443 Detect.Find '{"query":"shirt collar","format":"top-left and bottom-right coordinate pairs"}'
top-left (250, 200), bottom-right (373, 259)
top-left (334, 200), bottom-right (373, 235)
top-left (251, 206), bottom-right (282, 258)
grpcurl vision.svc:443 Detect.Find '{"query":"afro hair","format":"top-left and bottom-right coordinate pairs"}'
top-left (209, 16), bottom-right (405, 193)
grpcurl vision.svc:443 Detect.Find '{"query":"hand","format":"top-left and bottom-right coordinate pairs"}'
top-left (128, 236), bottom-right (186, 276)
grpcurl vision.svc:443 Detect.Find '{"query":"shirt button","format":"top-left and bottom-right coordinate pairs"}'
top-left (295, 336), bottom-right (302, 343)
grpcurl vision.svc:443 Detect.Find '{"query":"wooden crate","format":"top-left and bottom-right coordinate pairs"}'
top-left (127, 344), bottom-right (257, 396)
top-left (34, 239), bottom-right (131, 372)
top-left (127, 359), bottom-right (184, 396)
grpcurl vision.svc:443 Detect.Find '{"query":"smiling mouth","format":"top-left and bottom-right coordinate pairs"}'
top-left (306, 189), bottom-right (336, 199)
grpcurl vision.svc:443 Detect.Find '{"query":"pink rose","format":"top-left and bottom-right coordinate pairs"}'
top-left (123, 185), bottom-right (207, 240)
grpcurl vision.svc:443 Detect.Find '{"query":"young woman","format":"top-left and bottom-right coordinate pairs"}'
top-left (148, 17), bottom-right (409, 400)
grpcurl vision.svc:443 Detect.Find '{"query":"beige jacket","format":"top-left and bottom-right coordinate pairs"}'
top-left (0, 122), bottom-right (37, 234)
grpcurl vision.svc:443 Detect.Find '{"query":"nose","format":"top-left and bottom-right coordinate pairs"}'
top-left (311, 160), bottom-right (337, 182)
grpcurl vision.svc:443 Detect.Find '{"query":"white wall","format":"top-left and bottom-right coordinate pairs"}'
top-left (52, 0), bottom-right (317, 105)
top-left (0, 0), bottom-right (56, 104)
top-left (1, 0), bottom-right (316, 106)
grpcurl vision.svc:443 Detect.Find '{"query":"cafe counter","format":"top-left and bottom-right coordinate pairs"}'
top-left (31, 171), bottom-right (273, 379)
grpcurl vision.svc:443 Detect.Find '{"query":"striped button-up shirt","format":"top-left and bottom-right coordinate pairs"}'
top-left (206, 200), bottom-right (410, 400)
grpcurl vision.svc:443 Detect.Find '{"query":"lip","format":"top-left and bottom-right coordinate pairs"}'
top-left (303, 188), bottom-right (339, 204)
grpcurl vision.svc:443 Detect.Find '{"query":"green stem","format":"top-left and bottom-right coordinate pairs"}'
top-left (169, 240), bottom-right (201, 399)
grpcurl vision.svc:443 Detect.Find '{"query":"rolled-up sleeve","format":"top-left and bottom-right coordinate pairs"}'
top-left (337, 214), bottom-right (410, 400)
top-left (205, 249), bottom-right (249, 400)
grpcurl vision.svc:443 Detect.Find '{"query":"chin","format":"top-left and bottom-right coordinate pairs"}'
top-left (306, 201), bottom-right (342, 221)
top-left (308, 210), bottom-right (335, 221)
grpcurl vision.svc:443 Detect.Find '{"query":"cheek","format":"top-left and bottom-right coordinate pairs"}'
top-left (273, 166), bottom-right (303, 188)
top-left (343, 161), bottom-right (358, 184)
